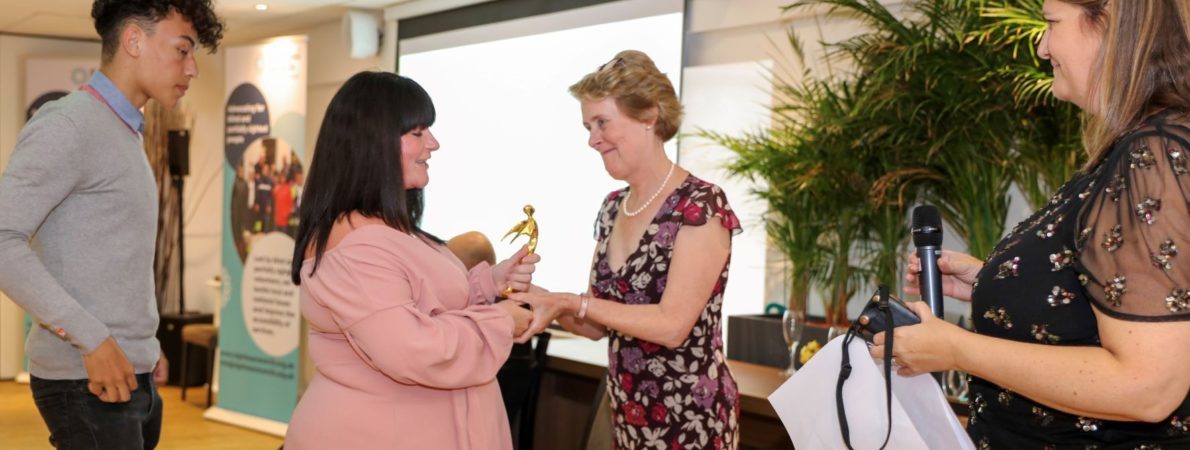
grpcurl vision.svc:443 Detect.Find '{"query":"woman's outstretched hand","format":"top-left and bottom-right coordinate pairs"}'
top-left (497, 300), bottom-right (533, 342)
top-left (508, 291), bottom-right (576, 340)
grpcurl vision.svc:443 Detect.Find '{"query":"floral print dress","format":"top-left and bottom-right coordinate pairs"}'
top-left (590, 174), bottom-right (743, 450)
top-left (967, 112), bottom-right (1190, 449)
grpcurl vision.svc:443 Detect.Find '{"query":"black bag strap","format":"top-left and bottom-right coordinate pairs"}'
top-left (836, 285), bottom-right (895, 450)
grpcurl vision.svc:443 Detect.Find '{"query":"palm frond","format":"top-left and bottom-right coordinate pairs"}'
top-left (701, 0), bottom-right (1082, 319)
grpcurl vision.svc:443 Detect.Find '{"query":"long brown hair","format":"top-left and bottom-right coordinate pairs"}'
top-left (1065, 0), bottom-right (1190, 168)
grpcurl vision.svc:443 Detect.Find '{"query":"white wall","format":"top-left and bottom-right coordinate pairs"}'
top-left (175, 48), bottom-right (226, 316)
top-left (304, 19), bottom-right (384, 171)
top-left (683, 0), bottom-right (869, 318)
top-left (0, 34), bottom-right (101, 379)
top-left (398, 5), bottom-right (683, 296)
top-left (679, 61), bottom-right (773, 323)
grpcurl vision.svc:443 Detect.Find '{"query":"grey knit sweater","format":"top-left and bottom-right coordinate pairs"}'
top-left (0, 89), bottom-right (159, 379)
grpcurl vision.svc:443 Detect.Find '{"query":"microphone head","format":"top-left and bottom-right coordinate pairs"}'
top-left (912, 205), bottom-right (943, 247)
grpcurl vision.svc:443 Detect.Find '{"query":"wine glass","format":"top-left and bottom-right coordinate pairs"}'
top-left (780, 307), bottom-right (806, 377)
top-left (943, 369), bottom-right (970, 401)
top-left (943, 315), bottom-right (971, 400)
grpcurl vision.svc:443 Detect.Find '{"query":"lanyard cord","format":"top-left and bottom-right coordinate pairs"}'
top-left (836, 284), bottom-right (895, 450)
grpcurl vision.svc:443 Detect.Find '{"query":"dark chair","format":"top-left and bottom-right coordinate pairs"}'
top-left (497, 332), bottom-right (551, 450)
top-left (179, 323), bottom-right (218, 407)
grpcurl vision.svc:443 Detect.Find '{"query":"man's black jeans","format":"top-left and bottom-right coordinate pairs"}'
top-left (30, 373), bottom-right (163, 449)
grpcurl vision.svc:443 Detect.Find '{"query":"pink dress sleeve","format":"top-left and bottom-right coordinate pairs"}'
top-left (316, 240), bottom-right (515, 389)
top-left (466, 261), bottom-right (499, 305)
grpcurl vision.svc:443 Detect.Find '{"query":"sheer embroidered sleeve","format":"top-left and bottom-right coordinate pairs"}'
top-left (1075, 115), bottom-right (1190, 321)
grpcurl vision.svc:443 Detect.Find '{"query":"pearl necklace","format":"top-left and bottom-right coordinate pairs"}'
top-left (622, 162), bottom-right (676, 217)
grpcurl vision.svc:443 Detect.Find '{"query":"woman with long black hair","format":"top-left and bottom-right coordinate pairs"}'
top-left (284, 71), bottom-right (538, 450)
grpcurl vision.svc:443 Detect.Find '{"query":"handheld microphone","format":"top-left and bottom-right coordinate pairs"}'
top-left (912, 205), bottom-right (944, 319)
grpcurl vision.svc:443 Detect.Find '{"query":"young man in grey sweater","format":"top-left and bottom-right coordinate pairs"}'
top-left (0, 1), bottom-right (222, 447)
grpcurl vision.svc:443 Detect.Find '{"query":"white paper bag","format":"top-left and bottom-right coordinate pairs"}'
top-left (768, 337), bottom-right (975, 449)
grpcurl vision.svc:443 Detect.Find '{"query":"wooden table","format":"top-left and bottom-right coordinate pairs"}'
top-left (533, 333), bottom-right (794, 450)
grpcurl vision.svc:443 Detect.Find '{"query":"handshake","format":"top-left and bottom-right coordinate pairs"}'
top-left (481, 242), bottom-right (544, 343)
top-left (496, 282), bottom-right (582, 345)
top-left (448, 225), bottom-right (555, 344)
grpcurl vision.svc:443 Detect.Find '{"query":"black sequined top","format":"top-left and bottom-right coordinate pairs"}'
top-left (966, 112), bottom-right (1190, 449)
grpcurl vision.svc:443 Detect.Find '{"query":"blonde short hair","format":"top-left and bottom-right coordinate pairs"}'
top-left (569, 50), bottom-right (683, 142)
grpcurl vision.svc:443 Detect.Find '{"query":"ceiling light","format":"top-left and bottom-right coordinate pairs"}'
top-left (255, 4), bottom-right (268, 11)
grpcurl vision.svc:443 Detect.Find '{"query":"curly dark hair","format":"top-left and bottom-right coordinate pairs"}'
top-left (92, 0), bottom-right (225, 63)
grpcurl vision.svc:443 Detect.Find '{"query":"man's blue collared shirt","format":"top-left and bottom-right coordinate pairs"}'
top-left (88, 71), bottom-right (144, 134)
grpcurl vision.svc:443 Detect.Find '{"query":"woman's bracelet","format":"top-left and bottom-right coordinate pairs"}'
top-left (576, 292), bottom-right (591, 319)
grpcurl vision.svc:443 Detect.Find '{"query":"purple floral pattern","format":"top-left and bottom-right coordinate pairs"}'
top-left (592, 175), bottom-right (742, 450)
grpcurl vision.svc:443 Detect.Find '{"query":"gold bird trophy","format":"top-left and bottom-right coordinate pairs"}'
top-left (502, 205), bottom-right (538, 296)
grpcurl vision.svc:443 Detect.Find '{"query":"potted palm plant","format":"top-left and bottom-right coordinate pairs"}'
top-left (706, 74), bottom-right (905, 336)
top-left (705, 0), bottom-right (1084, 357)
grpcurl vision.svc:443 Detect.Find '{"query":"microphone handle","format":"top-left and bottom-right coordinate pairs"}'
top-left (917, 245), bottom-right (944, 319)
